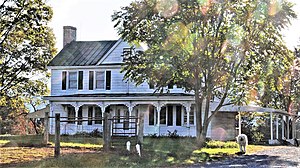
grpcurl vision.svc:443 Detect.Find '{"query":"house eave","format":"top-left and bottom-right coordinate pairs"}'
top-left (43, 94), bottom-right (195, 102)
top-left (47, 64), bottom-right (122, 70)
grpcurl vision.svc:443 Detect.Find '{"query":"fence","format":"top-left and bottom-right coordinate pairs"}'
top-left (46, 113), bottom-right (139, 157)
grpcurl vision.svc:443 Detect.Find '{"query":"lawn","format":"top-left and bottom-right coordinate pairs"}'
top-left (0, 135), bottom-right (272, 167)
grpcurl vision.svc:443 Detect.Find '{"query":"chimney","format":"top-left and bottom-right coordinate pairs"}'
top-left (63, 26), bottom-right (77, 47)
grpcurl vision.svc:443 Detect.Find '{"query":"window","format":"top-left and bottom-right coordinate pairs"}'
top-left (149, 105), bottom-right (155, 125)
top-left (167, 106), bottom-right (173, 126)
top-left (69, 72), bottom-right (77, 89)
top-left (95, 106), bottom-right (102, 124)
top-left (89, 71), bottom-right (94, 90)
top-left (184, 105), bottom-right (195, 125)
top-left (95, 71), bottom-right (105, 89)
top-left (78, 107), bottom-right (82, 125)
top-left (176, 106), bottom-right (182, 126)
top-left (78, 71), bottom-right (83, 90)
top-left (62, 71), bottom-right (67, 90)
top-left (189, 106), bottom-right (195, 125)
top-left (160, 106), bottom-right (166, 124)
top-left (106, 71), bottom-right (111, 90)
top-left (88, 106), bottom-right (93, 125)
top-left (67, 106), bottom-right (75, 124)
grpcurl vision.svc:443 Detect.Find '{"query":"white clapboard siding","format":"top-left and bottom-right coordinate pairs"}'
top-left (51, 68), bottom-right (184, 96)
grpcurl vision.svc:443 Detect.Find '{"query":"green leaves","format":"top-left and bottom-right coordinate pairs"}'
top-left (114, 0), bottom-right (296, 141)
top-left (0, 0), bottom-right (56, 103)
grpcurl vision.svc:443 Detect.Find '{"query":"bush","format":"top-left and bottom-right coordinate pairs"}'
top-left (90, 128), bottom-right (102, 137)
top-left (167, 130), bottom-right (179, 138)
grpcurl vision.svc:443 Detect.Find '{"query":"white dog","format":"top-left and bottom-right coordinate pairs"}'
top-left (236, 134), bottom-right (248, 153)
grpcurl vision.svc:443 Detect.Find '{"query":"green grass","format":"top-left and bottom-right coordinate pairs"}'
top-left (0, 135), bottom-right (271, 167)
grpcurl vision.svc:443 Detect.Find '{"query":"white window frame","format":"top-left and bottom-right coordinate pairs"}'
top-left (68, 71), bottom-right (78, 90)
top-left (183, 105), bottom-right (195, 126)
top-left (95, 71), bottom-right (106, 90)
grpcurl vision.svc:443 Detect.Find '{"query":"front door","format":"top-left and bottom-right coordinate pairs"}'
top-left (115, 106), bottom-right (129, 131)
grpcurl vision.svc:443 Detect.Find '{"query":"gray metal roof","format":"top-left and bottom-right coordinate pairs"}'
top-left (48, 40), bottom-right (118, 66)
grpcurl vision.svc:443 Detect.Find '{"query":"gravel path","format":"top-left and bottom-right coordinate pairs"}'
top-left (196, 146), bottom-right (300, 168)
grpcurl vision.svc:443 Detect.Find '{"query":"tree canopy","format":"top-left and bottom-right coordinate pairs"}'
top-left (0, 0), bottom-right (56, 134)
top-left (113, 0), bottom-right (296, 145)
top-left (0, 0), bottom-right (56, 103)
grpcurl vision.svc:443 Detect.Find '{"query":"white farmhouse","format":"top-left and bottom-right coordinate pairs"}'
top-left (44, 26), bottom-right (292, 142)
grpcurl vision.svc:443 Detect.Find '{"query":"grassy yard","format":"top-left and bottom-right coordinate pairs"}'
top-left (0, 135), bottom-right (272, 167)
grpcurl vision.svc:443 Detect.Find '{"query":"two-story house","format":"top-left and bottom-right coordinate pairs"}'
top-left (44, 26), bottom-right (243, 141)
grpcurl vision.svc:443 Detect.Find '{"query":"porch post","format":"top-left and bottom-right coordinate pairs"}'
top-left (287, 116), bottom-right (290, 139)
top-left (156, 105), bottom-right (161, 136)
top-left (103, 111), bottom-right (111, 151)
top-left (282, 115), bottom-right (285, 139)
top-left (43, 112), bottom-right (49, 145)
top-left (270, 112), bottom-right (273, 140)
top-left (292, 117), bottom-right (296, 139)
top-left (238, 112), bottom-right (241, 135)
top-left (138, 106), bottom-right (144, 144)
top-left (276, 114), bottom-right (279, 139)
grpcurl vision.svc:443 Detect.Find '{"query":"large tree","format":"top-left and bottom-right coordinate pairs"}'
top-left (113, 0), bottom-right (296, 146)
top-left (0, 0), bottom-right (55, 133)
top-left (0, 0), bottom-right (56, 103)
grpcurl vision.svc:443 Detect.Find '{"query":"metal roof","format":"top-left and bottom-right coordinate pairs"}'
top-left (48, 40), bottom-right (118, 66)
top-left (219, 105), bottom-right (289, 115)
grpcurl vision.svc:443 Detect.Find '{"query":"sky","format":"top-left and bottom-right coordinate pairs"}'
top-left (47, 0), bottom-right (300, 51)
top-left (48, 0), bottom-right (133, 51)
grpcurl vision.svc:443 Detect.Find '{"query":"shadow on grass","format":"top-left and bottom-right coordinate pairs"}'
top-left (198, 154), bottom-right (299, 167)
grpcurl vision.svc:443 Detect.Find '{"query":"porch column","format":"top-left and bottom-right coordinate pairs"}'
top-left (282, 115), bottom-right (285, 139)
top-left (270, 112), bottom-right (273, 140)
top-left (238, 112), bottom-right (242, 135)
top-left (155, 105), bottom-right (161, 136)
top-left (287, 116), bottom-right (290, 139)
top-left (276, 114), bottom-right (279, 139)
top-left (187, 108), bottom-right (190, 127)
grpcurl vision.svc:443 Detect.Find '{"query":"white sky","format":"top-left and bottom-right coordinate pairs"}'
top-left (48, 0), bottom-right (300, 51)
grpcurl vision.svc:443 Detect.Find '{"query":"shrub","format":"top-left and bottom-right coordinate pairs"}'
top-left (167, 130), bottom-right (179, 138)
top-left (89, 128), bottom-right (102, 137)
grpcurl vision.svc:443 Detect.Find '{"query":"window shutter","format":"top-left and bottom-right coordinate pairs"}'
top-left (89, 71), bottom-right (94, 90)
top-left (78, 71), bottom-right (83, 90)
top-left (62, 71), bottom-right (67, 90)
top-left (106, 71), bottom-right (111, 90)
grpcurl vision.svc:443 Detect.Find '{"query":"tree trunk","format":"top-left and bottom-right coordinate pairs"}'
top-left (29, 118), bottom-right (39, 134)
top-left (195, 89), bottom-right (204, 146)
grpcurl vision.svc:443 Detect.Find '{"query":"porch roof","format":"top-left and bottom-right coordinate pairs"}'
top-left (219, 105), bottom-right (289, 115)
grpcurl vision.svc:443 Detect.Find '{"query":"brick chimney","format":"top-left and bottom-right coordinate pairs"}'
top-left (63, 26), bottom-right (77, 47)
